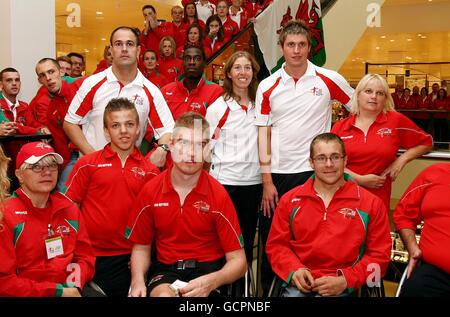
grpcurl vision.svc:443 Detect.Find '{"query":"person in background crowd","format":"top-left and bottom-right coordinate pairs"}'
top-left (170, 5), bottom-right (190, 49)
top-left (176, 23), bottom-right (212, 60)
top-left (183, 2), bottom-right (206, 29)
top-left (0, 142), bottom-right (96, 297)
top-left (205, 51), bottom-right (261, 264)
top-left (64, 98), bottom-right (159, 297)
top-left (216, 0), bottom-right (240, 41)
top-left (230, 0), bottom-right (249, 29)
top-left (394, 163), bottom-right (450, 297)
top-left (429, 83), bottom-right (440, 102)
top-left (432, 88), bottom-right (449, 146)
top-left (415, 86), bottom-right (431, 132)
top-left (266, 133), bottom-right (391, 297)
top-left (56, 56), bottom-right (73, 77)
top-left (67, 52), bottom-right (85, 78)
top-left (140, 5), bottom-right (174, 56)
top-left (331, 74), bottom-right (433, 211)
top-left (126, 112), bottom-right (246, 297)
top-left (255, 20), bottom-right (354, 295)
top-left (142, 50), bottom-right (169, 89)
top-left (399, 88), bottom-right (416, 120)
top-left (93, 45), bottom-right (114, 74)
top-left (64, 26), bottom-right (174, 169)
top-left (391, 83), bottom-right (403, 109)
top-left (196, 0), bottom-right (216, 24)
top-left (35, 58), bottom-right (84, 192)
top-left (243, 0), bottom-right (272, 20)
top-left (203, 15), bottom-right (226, 55)
top-left (158, 36), bottom-right (183, 83)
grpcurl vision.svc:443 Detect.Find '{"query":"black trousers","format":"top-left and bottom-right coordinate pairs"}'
top-left (92, 253), bottom-right (131, 297)
top-left (258, 171), bottom-right (314, 296)
top-left (400, 262), bottom-right (450, 297)
top-left (223, 184), bottom-right (262, 263)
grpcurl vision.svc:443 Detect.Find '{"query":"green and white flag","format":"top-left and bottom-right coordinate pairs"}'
top-left (254, 0), bottom-right (326, 73)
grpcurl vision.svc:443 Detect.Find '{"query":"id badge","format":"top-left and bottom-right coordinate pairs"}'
top-left (45, 236), bottom-right (64, 259)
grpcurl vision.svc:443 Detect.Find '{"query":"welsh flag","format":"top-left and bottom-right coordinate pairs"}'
top-left (254, 0), bottom-right (326, 73)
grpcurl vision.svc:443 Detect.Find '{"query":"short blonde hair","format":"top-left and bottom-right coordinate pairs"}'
top-left (159, 36), bottom-right (176, 58)
top-left (350, 73), bottom-right (395, 114)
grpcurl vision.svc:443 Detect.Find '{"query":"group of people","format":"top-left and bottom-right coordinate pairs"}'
top-left (0, 13), bottom-right (449, 298)
top-left (392, 83), bottom-right (450, 144)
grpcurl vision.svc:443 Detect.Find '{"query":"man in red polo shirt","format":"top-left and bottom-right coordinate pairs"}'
top-left (126, 112), bottom-right (246, 297)
top-left (64, 98), bottom-right (160, 297)
top-left (160, 44), bottom-right (223, 121)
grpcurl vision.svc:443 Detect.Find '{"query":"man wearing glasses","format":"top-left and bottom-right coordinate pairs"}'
top-left (160, 44), bottom-right (223, 121)
top-left (64, 26), bottom-right (174, 169)
top-left (266, 133), bottom-right (391, 297)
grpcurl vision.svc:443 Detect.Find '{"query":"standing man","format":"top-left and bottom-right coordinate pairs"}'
top-left (140, 5), bottom-right (174, 55)
top-left (266, 133), bottom-right (391, 297)
top-left (67, 52), bottom-right (85, 78)
top-left (64, 98), bottom-right (159, 297)
top-left (64, 26), bottom-right (174, 168)
top-left (254, 20), bottom-right (354, 294)
top-left (126, 112), bottom-right (246, 297)
top-left (161, 44), bottom-right (223, 121)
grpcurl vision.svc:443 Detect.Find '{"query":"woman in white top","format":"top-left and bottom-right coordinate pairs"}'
top-left (205, 51), bottom-right (261, 263)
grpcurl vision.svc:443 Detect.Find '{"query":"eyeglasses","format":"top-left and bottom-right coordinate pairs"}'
top-left (26, 163), bottom-right (59, 173)
top-left (312, 154), bottom-right (345, 164)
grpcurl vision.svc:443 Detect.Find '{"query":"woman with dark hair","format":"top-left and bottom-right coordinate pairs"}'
top-left (216, 0), bottom-right (239, 41)
top-left (142, 50), bottom-right (169, 89)
top-left (416, 87), bottom-right (431, 132)
top-left (183, 1), bottom-right (206, 29)
top-left (203, 14), bottom-right (226, 55)
top-left (432, 88), bottom-right (450, 145)
top-left (176, 23), bottom-right (212, 59)
top-left (205, 51), bottom-right (261, 263)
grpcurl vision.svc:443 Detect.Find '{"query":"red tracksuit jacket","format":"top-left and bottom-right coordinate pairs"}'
top-left (0, 189), bottom-right (95, 297)
top-left (266, 175), bottom-right (392, 291)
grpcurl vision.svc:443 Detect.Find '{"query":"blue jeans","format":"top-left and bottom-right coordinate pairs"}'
top-left (283, 285), bottom-right (351, 297)
top-left (56, 151), bottom-right (79, 192)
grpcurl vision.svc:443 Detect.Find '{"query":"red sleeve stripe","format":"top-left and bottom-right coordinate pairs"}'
top-left (143, 86), bottom-right (164, 130)
top-left (75, 77), bottom-right (107, 117)
top-left (261, 76), bottom-right (282, 115)
top-left (212, 107), bottom-right (231, 140)
top-left (315, 71), bottom-right (351, 105)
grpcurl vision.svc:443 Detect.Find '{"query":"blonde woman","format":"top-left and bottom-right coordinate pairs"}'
top-left (331, 74), bottom-right (433, 210)
top-left (0, 145), bottom-right (10, 222)
top-left (158, 36), bottom-right (183, 83)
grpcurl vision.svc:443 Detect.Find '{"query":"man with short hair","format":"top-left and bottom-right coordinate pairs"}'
top-left (67, 52), bottom-right (85, 78)
top-left (64, 26), bottom-right (174, 168)
top-left (126, 112), bottom-right (246, 297)
top-left (161, 44), bottom-right (222, 121)
top-left (140, 5), bottom-right (175, 55)
top-left (56, 56), bottom-right (73, 77)
top-left (64, 98), bottom-right (160, 297)
top-left (254, 19), bottom-right (354, 295)
top-left (266, 133), bottom-right (391, 297)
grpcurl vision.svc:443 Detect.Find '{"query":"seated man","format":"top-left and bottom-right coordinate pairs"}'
top-left (64, 98), bottom-right (160, 297)
top-left (393, 163), bottom-right (450, 297)
top-left (0, 142), bottom-right (95, 297)
top-left (126, 112), bottom-right (247, 297)
top-left (266, 133), bottom-right (391, 297)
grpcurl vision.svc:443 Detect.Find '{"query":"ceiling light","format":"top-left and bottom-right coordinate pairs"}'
top-left (421, 35), bottom-right (427, 39)
top-left (96, 11), bottom-right (103, 15)
top-left (407, 38), bottom-right (412, 41)
top-left (380, 35), bottom-right (386, 38)
top-left (376, 46), bottom-right (380, 50)
top-left (101, 38), bottom-right (107, 41)
top-left (390, 39), bottom-right (395, 42)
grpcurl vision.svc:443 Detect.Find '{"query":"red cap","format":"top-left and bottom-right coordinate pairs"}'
top-left (16, 142), bottom-right (63, 169)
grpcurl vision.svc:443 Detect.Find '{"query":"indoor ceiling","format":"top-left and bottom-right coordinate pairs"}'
top-left (55, 0), bottom-right (450, 83)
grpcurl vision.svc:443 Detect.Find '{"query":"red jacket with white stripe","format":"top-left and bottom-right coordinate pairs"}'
top-left (266, 175), bottom-right (392, 291)
top-left (0, 189), bottom-right (95, 297)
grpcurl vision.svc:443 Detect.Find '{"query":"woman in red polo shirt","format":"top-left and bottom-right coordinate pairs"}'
top-left (216, 0), bottom-right (240, 41)
top-left (176, 23), bottom-right (212, 60)
top-left (331, 74), bottom-right (433, 210)
top-left (183, 1), bottom-right (206, 29)
top-left (158, 36), bottom-right (183, 83)
top-left (142, 50), bottom-right (169, 89)
top-left (432, 88), bottom-right (449, 144)
top-left (203, 14), bottom-right (227, 55)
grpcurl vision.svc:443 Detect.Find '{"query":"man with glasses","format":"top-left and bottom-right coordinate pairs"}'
top-left (160, 44), bottom-right (223, 121)
top-left (64, 26), bottom-right (174, 168)
top-left (67, 52), bottom-right (85, 78)
top-left (126, 112), bottom-right (246, 297)
top-left (266, 133), bottom-right (391, 297)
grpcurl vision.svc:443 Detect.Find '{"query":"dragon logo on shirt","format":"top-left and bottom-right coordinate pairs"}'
top-left (193, 200), bottom-right (210, 213)
top-left (376, 128), bottom-right (392, 138)
top-left (130, 166), bottom-right (146, 178)
top-left (189, 103), bottom-right (202, 111)
top-left (338, 208), bottom-right (356, 219)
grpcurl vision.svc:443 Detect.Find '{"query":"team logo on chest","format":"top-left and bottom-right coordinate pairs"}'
top-left (193, 200), bottom-right (210, 213)
top-left (338, 208), bottom-right (356, 219)
top-left (130, 166), bottom-right (146, 178)
top-left (130, 94), bottom-right (144, 106)
top-left (376, 128), bottom-right (392, 138)
top-left (310, 87), bottom-right (323, 96)
top-left (189, 102), bottom-right (202, 111)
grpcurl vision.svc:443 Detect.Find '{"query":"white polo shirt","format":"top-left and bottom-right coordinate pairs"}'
top-left (196, 1), bottom-right (216, 24)
top-left (65, 67), bottom-right (174, 151)
top-left (206, 96), bottom-right (261, 186)
top-left (254, 61), bottom-right (354, 174)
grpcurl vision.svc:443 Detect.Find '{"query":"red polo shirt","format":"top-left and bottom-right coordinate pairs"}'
top-left (394, 163), bottom-right (450, 274)
top-left (144, 70), bottom-right (169, 89)
top-left (126, 166), bottom-right (244, 264)
top-left (64, 145), bottom-right (159, 256)
top-left (158, 56), bottom-right (183, 83)
top-left (331, 111), bottom-right (433, 209)
top-left (161, 74), bottom-right (223, 120)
